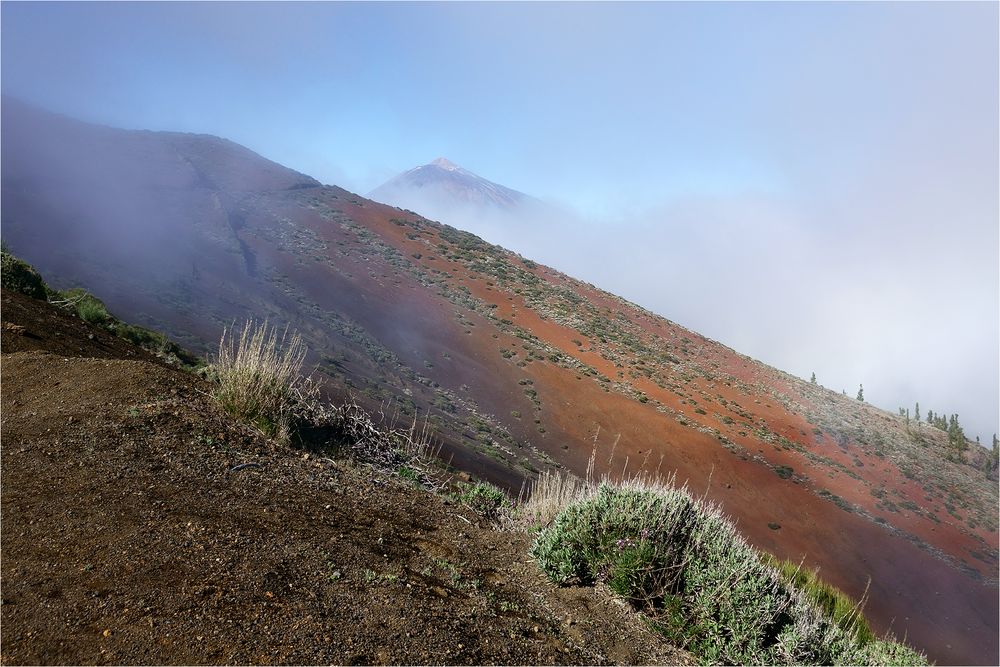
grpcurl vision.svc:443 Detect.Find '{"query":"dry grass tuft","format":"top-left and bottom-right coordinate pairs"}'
top-left (515, 448), bottom-right (684, 531)
top-left (212, 320), bottom-right (309, 441)
top-left (516, 469), bottom-right (591, 530)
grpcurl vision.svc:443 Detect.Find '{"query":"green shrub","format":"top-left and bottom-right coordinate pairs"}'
top-left (1, 244), bottom-right (48, 300)
top-left (532, 483), bottom-right (696, 591)
top-left (49, 287), bottom-right (111, 325)
top-left (531, 481), bottom-right (926, 666)
top-left (117, 323), bottom-right (166, 349)
top-left (455, 481), bottom-right (510, 523)
top-left (397, 465), bottom-right (420, 482)
top-left (72, 291), bottom-right (110, 324)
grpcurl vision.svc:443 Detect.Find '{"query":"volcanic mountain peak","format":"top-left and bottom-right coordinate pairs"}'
top-left (430, 156), bottom-right (460, 171)
top-left (370, 156), bottom-right (535, 213)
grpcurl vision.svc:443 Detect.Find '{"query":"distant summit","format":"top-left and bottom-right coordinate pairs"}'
top-left (369, 158), bottom-right (537, 213)
top-left (430, 156), bottom-right (460, 171)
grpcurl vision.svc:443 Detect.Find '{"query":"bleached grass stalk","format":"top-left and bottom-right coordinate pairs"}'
top-left (515, 469), bottom-right (592, 529)
top-left (213, 320), bottom-right (308, 441)
top-left (515, 447), bottom-right (682, 531)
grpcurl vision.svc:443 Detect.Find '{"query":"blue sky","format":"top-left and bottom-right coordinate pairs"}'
top-left (2, 1), bottom-right (998, 441)
top-left (7, 1), bottom-right (974, 209)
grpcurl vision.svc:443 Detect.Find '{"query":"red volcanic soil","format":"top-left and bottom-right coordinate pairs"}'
top-left (2, 105), bottom-right (996, 664)
top-left (351, 201), bottom-right (999, 665)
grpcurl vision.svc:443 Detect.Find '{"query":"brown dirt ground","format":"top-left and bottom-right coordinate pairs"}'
top-left (0, 291), bottom-right (692, 666)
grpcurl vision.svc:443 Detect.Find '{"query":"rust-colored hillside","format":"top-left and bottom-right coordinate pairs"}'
top-left (2, 100), bottom-right (997, 664)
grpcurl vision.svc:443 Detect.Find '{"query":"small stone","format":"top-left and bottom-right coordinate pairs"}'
top-left (102, 629), bottom-right (111, 638)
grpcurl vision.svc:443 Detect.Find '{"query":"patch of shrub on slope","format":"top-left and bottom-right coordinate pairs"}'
top-left (531, 480), bottom-right (926, 666)
top-left (1, 244), bottom-right (201, 368)
top-left (1, 243), bottom-right (48, 300)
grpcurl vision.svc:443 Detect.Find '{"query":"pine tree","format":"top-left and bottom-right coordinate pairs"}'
top-left (856, 384), bottom-right (864, 402)
top-left (915, 402), bottom-right (920, 422)
top-left (947, 414), bottom-right (967, 449)
top-left (810, 372), bottom-right (816, 384)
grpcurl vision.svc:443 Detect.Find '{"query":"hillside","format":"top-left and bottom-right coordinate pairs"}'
top-left (0, 286), bottom-right (688, 665)
top-left (2, 100), bottom-right (997, 664)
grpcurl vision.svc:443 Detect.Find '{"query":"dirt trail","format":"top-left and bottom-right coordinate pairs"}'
top-left (0, 291), bottom-right (690, 665)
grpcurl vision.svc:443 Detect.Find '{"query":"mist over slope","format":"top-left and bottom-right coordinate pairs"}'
top-left (2, 100), bottom-right (997, 665)
top-left (369, 157), bottom-right (559, 260)
top-left (372, 156), bottom-right (999, 447)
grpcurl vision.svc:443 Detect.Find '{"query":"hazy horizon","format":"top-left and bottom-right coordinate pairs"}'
top-left (2, 1), bottom-right (997, 443)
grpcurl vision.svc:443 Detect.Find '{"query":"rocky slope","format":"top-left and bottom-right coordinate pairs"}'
top-left (2, 99), bottom-right (997, 664)
top-left (0, 287), bottom-right (690, 665)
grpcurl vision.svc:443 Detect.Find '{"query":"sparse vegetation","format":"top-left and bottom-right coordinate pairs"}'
top-left (1, 246), bottom-right (201, 368)
top-left (775, 465), bottom-right (794, 480)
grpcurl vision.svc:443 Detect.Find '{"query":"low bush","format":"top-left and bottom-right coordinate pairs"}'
top-left (1, 247), bottom-right (202, 368)
top-left (53, 287), bottom-right (111, 325)
top-left (454, 481), bottom-right (510, 523)
top-left (1, 244), bottom-right (48, 300)
top-left (530, 478), bottom-right (926, 666)
top-left (320, 400), bottom-right (440, 473)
